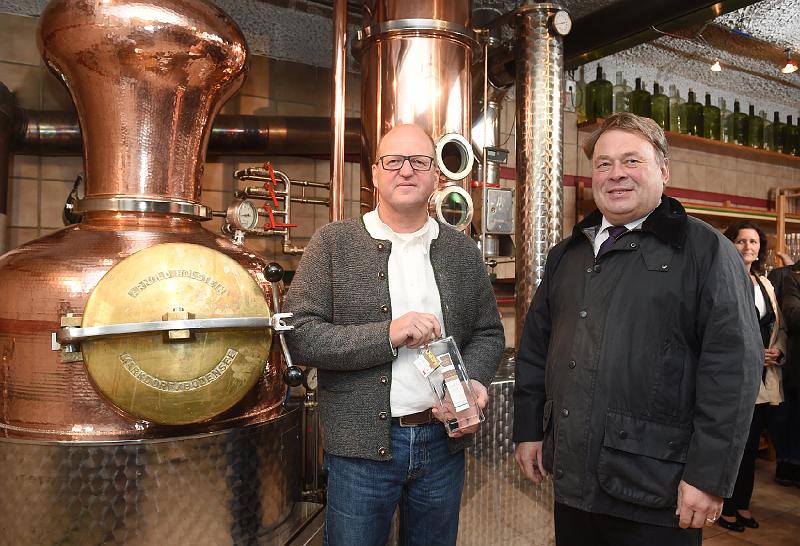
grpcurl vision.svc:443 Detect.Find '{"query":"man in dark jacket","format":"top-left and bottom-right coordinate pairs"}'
top-left (513, 113), bottom-right (762, 545)
top-left (776, 268), bottom-right (800, 486)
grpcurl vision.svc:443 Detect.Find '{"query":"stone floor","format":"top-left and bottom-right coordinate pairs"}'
top-left (702, 459), bottom-right (800, 546)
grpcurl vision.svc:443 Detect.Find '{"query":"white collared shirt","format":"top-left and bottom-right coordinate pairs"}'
top-left (363, 208), bottom-right (445, 416)
top-left (592, 212), bottom-right (652, 256)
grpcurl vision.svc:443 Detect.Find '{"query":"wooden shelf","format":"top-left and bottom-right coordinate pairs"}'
top-left (578, 119), bottom-right (800, 168)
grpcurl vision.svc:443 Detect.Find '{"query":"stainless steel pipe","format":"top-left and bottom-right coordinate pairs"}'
top-left (514, 2), bottom-right (565, 344)
top-left (13, 111), bottom-right (361, 157)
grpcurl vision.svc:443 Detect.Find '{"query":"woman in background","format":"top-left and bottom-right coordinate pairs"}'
top-left (720, 221), bottom-right (786, 532)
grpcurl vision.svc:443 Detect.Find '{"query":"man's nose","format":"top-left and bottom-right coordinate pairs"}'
top-left (398, 158), bottom-right (415, 176)
top-left (608, 161), bottom-right (627, 179)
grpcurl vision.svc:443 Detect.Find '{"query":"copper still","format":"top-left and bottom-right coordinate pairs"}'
top-left (0, 0), bottom-right (304, 543)
top-left (357, 0), bottom-right (477, 229)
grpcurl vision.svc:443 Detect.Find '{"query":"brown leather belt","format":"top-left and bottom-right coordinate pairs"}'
top-left (392, 408), bottom-right (434, 427)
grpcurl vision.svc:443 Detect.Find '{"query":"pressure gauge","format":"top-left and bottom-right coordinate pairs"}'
top-left (551, 10), bottom-right (572, 36)
top-left (225, 199), bottom-right (260, 231)
top-left (303, 367), bottom-right (318, 390)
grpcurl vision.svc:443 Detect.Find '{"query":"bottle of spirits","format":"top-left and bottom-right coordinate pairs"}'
top-left (684, 89), bottom-right (703, 136)
top-left (586, 65), bottom-right (612, 121)
top-left (629, 77), bottom-right (651, 118)
top-left (719, 97), bottom-right (731, 143)
top-left (669, 85), bottom-right (685, 134)
top-left (612, 71), bottom-right (630, 113)
top-left (731, 100), bottom-right (748, 145)
top-left (772, 112), bottom-right (785, 153)
top-left (702, 93), bottom-right (720, 140)
top-left (650, 82), bottom-right (669, 130)
top-left (576, 66), bottom-right (587, 124)
top-left (747, 104), bottom-right (764, 148)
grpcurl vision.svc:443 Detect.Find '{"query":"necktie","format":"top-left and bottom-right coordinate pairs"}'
top-left (596, 225), bottom-right (628, 258)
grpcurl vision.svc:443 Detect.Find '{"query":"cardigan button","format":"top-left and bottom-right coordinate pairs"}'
top-left (568, 360), bottom-right (576, 369)
top-left (629, 242), bottom-right (639, 249)
top-left (661, 264), bottom-right (669, 271)
top-left (381, 304), bottom-right (389, 313)
top-left (378, 271), bottom-right (386, 279)
top-left (578, 310), bottom-right (587, 319)
top-left (377, 243), bottom-right (386, 251)
top-left (379, 411), bottom-right (388, 420)
top-left (593, 264), bottom-right (601, 273)
top-left (379, 376), bottom-right (389, 385)
top-left (378, 447), bottom-right (388, 457)
top-left (560, 408), bottom-right (569, 418)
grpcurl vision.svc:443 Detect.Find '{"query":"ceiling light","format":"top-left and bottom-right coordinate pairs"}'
top-left (710, 60), bottom-right (722, 72)
top-left (781, 49), bottom-right (798, 74)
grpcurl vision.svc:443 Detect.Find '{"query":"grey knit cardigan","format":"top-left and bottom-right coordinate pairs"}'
top-left (284, 216), bottom-right (505, 461)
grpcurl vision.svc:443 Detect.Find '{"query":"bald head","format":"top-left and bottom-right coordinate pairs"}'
top-left (376, 124), bottom-right (436, 160)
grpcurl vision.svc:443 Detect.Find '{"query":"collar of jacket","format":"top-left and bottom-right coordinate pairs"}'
top-left (573, 195), bottom-right (688, 248)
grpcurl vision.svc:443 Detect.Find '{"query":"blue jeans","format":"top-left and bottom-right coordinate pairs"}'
top-left (323, 422), bottom-right (465, 546)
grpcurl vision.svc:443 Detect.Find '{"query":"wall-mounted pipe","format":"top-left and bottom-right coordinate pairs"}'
top-left (329, 0), bottom-right (347, 222)
top-left (13, 111), bottom-right (361, 157)
top-left (0, 83), bottom-right (12, 255)
top-left (514, 1), bottom-right (565, 345)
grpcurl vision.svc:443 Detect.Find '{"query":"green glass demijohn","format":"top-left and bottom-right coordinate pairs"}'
top-left (650, 82), bottom-right (669, 130)
top-left (629, 77), bottom-right (651, 118)
top-left (702, 93), bottom-right (721, 141)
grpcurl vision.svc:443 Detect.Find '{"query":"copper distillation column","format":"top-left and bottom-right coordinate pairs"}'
top-left (0, 1), bottom-right (309, 543)
top-left (357, 0), bottom-right (477, 230)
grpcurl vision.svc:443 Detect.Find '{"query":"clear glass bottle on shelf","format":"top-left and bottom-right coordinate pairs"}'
top-left (747, 104), bottom-right (764, 149)
top-left (612, 71), bottom-right (630, 113)
top-left (586, 65), bottom-right (612, 121)
top-left (669, 85), bottom-right (685, 134)
top-left (702, 93), bottom-right (720, 141)
top-left (731, 100), bottom-right (748, 145)
top-left (684, 89), bottom-right (703, 136)
top-left (576, 66), bottom-right (587, 124)
top-left (629, 77), bottom-right (651, 118)
top-left (718, 97), bottom-right (731, 143)
top-left (651, 82), bottom-right (669, 130)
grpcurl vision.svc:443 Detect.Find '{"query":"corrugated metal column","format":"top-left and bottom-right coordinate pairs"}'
top-left (514, 2), bottom-right (565, 344)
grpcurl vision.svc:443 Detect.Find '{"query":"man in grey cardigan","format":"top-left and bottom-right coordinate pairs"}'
top-left (285, 124), bottom-right (504, 546)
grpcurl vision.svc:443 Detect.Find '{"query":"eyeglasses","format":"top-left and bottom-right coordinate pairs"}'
top-left (377, 155), bottom-right (434, 171)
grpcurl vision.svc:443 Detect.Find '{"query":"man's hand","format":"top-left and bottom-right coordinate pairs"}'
top-left (676, 480), bottom-right (722, 529)
top-left (765, 348), bottom-right (782, 367)
top-left (515, 441), bottom-right (547, 484)
top-left (389, 312), bottom-right (442, 349)
top-left (431, 380), bottom-right (488, 437)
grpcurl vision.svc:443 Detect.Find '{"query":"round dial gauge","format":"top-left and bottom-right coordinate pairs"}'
top-left (226, 199), bottom-right (260, 231)
top-left (304, 367), bottom-right (318, 390)
top-left (551, 10), bottom-right (572, 36)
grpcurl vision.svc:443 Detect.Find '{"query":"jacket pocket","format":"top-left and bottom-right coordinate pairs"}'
top-left (596, 411), bottom-right (691, 508)
top-left (542, 399), bottom-right (554, 472)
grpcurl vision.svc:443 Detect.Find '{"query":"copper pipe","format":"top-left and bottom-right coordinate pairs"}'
top-left (38, 0), bottom-right (248, 203)
top-left (13, 110), bottom-right (361, 157)
top-left (0, 83), bottom-right (12, 255)
top-left (329, 0), bottom-right (347, 222)
top-left (514, 2), bottom-right (566, 346)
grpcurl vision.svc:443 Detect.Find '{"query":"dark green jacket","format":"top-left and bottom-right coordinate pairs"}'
top-left (514, 196), bottom-right (762, 527)
top-left (285, 217), bottom-right (504, 461)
